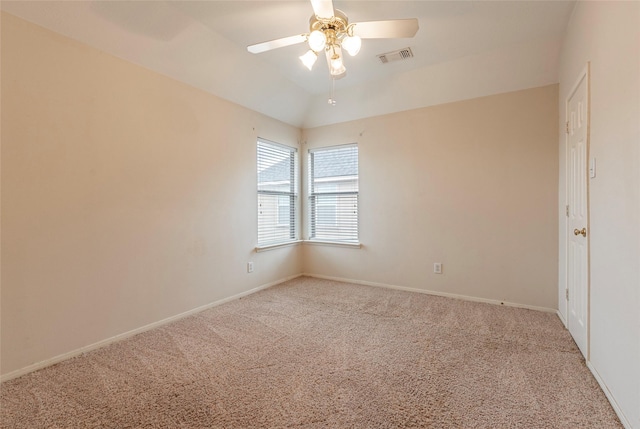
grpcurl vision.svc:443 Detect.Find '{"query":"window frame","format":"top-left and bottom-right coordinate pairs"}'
top-left (256, 138), bottom-right (299, 249)
top-left (307, 143), bottom-right (359, 244)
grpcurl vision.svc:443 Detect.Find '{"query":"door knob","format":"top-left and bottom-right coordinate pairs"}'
top-left (573, 228), bottom-right (587, 237)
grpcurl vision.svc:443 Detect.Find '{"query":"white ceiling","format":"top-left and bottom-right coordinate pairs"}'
top-left (1, 1), bottom-right (576, 128)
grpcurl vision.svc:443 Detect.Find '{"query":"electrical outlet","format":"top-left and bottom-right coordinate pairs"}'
top-left (247, 262), bottom-right (254, 273)
top-left (434, 263), bottom-right (442, 274)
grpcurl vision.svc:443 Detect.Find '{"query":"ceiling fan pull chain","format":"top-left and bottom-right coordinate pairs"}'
top-left (328, 77), bottom-right (337, 106)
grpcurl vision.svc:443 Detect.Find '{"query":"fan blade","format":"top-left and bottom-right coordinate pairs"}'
top-left (247, 34), bottom-right (307, 54)
top-left (352, 19), bottom-right (419, 39)
top-left (310, 0), bottom-right (334, 18)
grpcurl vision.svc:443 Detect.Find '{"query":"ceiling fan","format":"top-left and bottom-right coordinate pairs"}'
top-left (247, 0), bottom-right (419, 80)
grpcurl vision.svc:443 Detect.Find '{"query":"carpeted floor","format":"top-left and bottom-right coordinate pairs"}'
top-left (1, 276), bottom-right (622, 428)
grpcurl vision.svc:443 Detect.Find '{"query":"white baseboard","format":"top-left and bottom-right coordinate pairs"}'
top-left (1, 274), bottom-right (301, 383)
top-left (587, 362), bottom-right (633, 429)
top-left (5, 272), bottom-right (631, 428)
top-left (302, 273), bottom-right (557, 314)
top-left (556, 309), bottom-right (568, 327)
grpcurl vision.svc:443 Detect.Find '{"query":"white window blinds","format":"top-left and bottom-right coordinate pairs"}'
top-left (257, 139), bottom-right (298, 246)
top-left (308, 144), bottom-right (359, 243)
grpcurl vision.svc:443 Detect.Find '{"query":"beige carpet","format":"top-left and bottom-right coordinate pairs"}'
top-left (1, 276), bottom-right (622, 428)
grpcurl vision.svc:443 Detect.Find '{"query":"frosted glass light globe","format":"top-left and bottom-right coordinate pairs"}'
top-left (330, 56), bottom-right (346, 76)
top-left (342, 35), bottom-right (361, 56)
top-left (308, 30), bottom-right (327, 52)
top-left (330, 55), bottom-right (343, 71)
top-left (299, 50), bottom-right (318, 70)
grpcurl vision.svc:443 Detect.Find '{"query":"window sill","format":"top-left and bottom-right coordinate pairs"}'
top-left (303, 240), bottom-right (362, 249)
top-left (255, 240), bottom-right (302, 253)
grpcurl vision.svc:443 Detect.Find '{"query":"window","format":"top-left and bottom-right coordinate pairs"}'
top-left (257, 139), bottom-right (298, 246)
top-left (277, 195), bottom-right (291, 226)
top-left (308, 144), bottom-right (358, 243)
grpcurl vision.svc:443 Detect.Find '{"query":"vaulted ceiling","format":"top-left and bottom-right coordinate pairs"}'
top-left (1, 1), bottom-right (576, 128)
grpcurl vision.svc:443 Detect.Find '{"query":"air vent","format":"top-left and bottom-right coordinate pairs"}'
top-left (377, 47), bottom-right (414, 64)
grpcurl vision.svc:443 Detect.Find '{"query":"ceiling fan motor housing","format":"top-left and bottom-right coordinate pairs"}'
top-left (309, 9), bottom-right (352, 49)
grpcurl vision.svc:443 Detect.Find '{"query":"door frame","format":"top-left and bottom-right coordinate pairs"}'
top-left (563, 62), bottom-right (591, 359)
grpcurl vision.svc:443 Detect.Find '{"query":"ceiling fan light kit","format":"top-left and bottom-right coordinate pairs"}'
top-left (304, 9), bottom-right (355, 79)
top-left (247, 0), bottom-right (418, 96)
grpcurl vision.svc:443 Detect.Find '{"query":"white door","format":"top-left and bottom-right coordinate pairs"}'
top-left (566, 67), bottom-right (589, 358)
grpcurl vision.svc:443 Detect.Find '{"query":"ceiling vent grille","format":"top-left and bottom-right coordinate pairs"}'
top-left (377, 47), bottom-right (414, 64)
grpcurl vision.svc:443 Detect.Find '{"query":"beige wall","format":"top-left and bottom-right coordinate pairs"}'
top-left (558, 2), bottom-right (640, 427)
top-left (1, 13), bottom-right (302, 377)
top-left (302, 85), bottom-right (559, 310)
